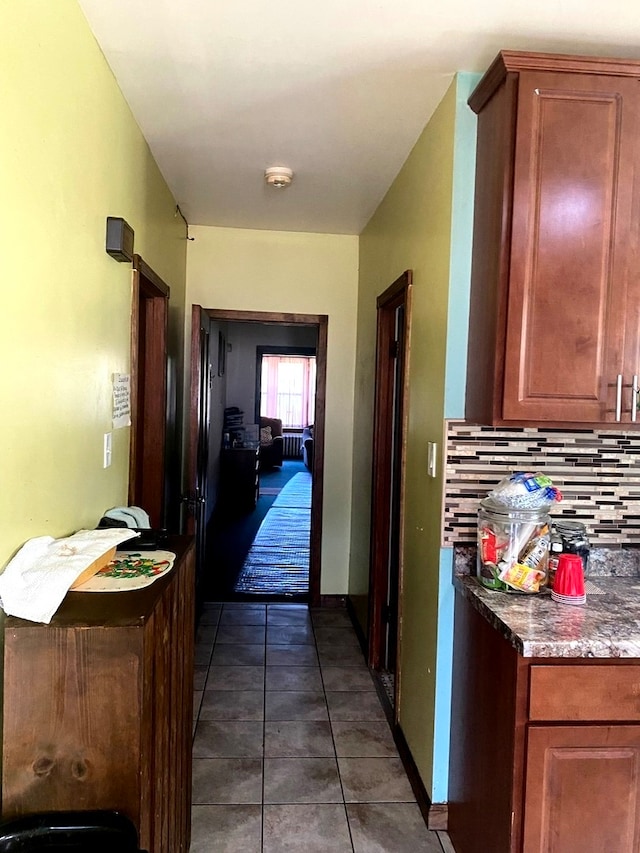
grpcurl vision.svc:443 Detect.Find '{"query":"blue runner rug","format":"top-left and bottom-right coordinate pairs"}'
top-left (234, 473), bottom-right (312, 594)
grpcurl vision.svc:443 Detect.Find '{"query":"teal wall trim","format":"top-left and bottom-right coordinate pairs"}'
top-left (432, 71), bottom-right (481, 803)
top-left (444, 71), bottom-right (480, 419)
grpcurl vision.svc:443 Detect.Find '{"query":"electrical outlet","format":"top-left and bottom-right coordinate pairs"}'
top-left (103, 432), bottom-right (112, 468)
top-left (427, 441), bottom-right (437, 478)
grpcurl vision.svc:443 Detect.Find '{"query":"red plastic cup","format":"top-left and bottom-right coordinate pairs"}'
top-left (553, 554), bottom-right (585, 597)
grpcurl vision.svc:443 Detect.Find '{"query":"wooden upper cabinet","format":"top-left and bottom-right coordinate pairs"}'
top-left (466, 51), bottom-right (640, 427)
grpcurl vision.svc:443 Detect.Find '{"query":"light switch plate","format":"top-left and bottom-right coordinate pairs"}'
top-left (103, 432), bottom-right (112, 468)
top-left (427, 441), bottom-right (437, 478)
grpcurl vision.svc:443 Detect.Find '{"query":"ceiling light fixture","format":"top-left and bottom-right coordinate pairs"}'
top-left (265, 166), bottom-right (293, 188)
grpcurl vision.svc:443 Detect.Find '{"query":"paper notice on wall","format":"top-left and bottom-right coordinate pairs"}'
top-left (112, 373), bottom-right (131, 428)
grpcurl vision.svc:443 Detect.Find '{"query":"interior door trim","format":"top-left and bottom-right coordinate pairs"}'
top-left (128, 255), bottom-right (170, 526)
top-left (368, 270), bottom-right (412, 716)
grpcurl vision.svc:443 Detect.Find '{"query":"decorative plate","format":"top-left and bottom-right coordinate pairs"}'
top-left (73, 550), bottom-right (176, 592)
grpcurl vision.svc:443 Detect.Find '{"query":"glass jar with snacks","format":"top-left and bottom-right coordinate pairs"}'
top-left (477, 499), bottom-right (551, 593)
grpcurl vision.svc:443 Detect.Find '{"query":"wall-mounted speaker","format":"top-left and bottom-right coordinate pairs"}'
top-left (106, 217), bottom-right (134, 262)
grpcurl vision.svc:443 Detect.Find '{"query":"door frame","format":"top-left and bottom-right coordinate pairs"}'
top-left (188, 308), bottom-right (328, 607)
top-left (128, 255), bottom-right (170, 528)
top-left (367, 271), bottom-right (412, 710)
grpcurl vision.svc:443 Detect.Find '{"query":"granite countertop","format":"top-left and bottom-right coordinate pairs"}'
top-left (454, 574), bottom-right (640, 658)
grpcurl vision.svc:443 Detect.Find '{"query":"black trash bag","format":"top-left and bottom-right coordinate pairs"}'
top-left (0, 811), bottom-right (146, 852)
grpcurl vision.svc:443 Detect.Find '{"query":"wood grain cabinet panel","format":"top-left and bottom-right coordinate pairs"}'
top-left (1, 537), bottom-right (195, 853)
top-left (523, 726), bottom-right (640, 853)
top-left (466, 51), bottom-right (640, 427)
top-left (530, 665), bottom-right (640, 721)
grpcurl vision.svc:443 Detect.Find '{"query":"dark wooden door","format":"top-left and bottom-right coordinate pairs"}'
top-left (523, 725), bottom-right (640, 852)
top-left (368, 271), bottom-right (411, 688)
top-left (129, 256), bottom-right (170, 528)
top-left (184, 305), bottom-right (212, 601)
top-left (502, 71), bottom-right (640, 423)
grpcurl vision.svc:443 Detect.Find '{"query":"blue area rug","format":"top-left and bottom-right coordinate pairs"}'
top-left (234, 473), bottom-right (312, 594)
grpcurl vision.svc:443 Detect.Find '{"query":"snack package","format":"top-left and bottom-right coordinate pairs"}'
top-left (498, 561), bottom-right (546, 593)
top-left (488, 472), bottom-right (562, 510)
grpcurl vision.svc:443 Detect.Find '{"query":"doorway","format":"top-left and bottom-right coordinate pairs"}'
top-left (185, 308), bottom-right (327, 608)
top-left (368, 271), bottom-right (412, 713)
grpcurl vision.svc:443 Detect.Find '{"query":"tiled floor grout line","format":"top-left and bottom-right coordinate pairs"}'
top-left (192, 601), bottom-right (452, 852)
top-left (260, 606), bottom-right (266, 853)
top-left (315, 613), bottom-right (358, 853)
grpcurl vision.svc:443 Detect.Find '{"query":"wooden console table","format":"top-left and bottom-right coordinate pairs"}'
top-left (1, 536), bottom-right (195, 853)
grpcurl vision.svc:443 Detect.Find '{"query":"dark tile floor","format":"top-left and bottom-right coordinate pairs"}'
top-left (191, 602), bottom-right (455, 852)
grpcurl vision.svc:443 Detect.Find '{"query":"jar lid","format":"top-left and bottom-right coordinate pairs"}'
top-left (554, 519), bottom-right (588, 535)
top-left (479, 497), bottom-right (550, 521)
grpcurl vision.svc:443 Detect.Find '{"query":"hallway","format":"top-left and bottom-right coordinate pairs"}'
top-left (192, 602), bottom-right (454, 852)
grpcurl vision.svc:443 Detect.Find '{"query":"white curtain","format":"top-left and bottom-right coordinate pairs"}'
top-left (260, 355), bottom-right (316, 428)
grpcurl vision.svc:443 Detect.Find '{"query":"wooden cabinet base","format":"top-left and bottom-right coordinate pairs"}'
top-left (449, 592), bottom-right (640, 853)
top-left (1, 537), bottom-right (195, 853)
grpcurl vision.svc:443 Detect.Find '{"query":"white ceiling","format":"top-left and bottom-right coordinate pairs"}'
top-left (77, 0), bottom-right (640, 235)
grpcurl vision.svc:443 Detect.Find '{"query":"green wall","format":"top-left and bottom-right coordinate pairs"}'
top-left (351, 79), bottom-right (458, 791)
top-left (0, 0), bottom-right (187, 567)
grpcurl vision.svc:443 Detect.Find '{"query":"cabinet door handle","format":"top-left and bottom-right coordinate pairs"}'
top-left (616, 374), bottom-right (623, 421)
top-left (633, 375), bottom-right (639, 423)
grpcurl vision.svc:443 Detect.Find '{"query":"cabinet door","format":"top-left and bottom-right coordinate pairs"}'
top-left (502, 71), bottom-right (640, 423)
top-left (523, 725), bottom-right (640, 852)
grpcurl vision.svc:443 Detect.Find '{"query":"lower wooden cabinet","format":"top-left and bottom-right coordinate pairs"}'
top-left (1, 536), bottom-right (195, 853)
top-left (523, 726), bottom-right (640, 853)
top-left (449, 593), bottom-right (640, 853)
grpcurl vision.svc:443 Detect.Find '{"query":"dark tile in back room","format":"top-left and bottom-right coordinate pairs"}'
top-left (267, 624), bottom-right (315, 645)
top-left (263, 757), bottom-right (342, 804)
top-left (199, 690), bottom-right (264, 721)
top-left (326, 691), bottom-right (387, 722)
top-left (338, 757), bottom-right (416, 803)
top-left (263, 804), bottom-right (352, 853)
top-left (265, 665), bottom-right (324, 692)
top-left (347, 803), bottom-right (444, 853)
top-left (193, 721), bottom-right (264, 759)
top-left (191, 805), bottom-right (261, 853)
top-left (211, 643), bottom-right (266, 667)
top-left (265, 690), bottom-right (328, 722)
top-left (317, 645), bottom-right (365, 667)
top-left (192, 758), bottom-right (263, 804)
top-left (267, 608), bottom-right (312, 627)
top-left (331, 721), bottom-right (398, 758)
top-left (219, 608), bottom-right (267, 626)
top-left (205, 665), bottom-right (265, 691)
top-left (216, 624), bottom-right (267, 644)
top-left (266, 644), bottom-right (318, 667)
top-left (320, 666), bottom-right (375, 692)
top-left (264, 720), bottom-right (334, 758)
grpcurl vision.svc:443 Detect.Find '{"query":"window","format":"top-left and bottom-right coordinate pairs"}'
top-left (260, 354), bottom-right (316, 428)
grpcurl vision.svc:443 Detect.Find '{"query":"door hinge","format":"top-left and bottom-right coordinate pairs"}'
top-left (381, 603), bottom-right (390, 624)
top-left (389, 339), bottom-right (399, 359)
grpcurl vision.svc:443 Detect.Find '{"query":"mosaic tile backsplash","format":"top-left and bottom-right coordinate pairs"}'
top-left (444, 421), bottom-right (640, 548)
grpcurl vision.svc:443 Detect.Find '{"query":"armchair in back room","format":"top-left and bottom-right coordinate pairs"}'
top-left (302, 425), bottom-right (314, 471)
top-left (259, 416), bottom-right (283, 468)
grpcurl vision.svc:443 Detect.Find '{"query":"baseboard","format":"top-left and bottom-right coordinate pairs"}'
top-left (369, 665), bottom-right (448, 833)
top-left (427, 803), bottom-right (449, 831)
top-left (346, 595), bottom-right (368, 656)
top-left (343, 597), bottom-right (449, 832)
